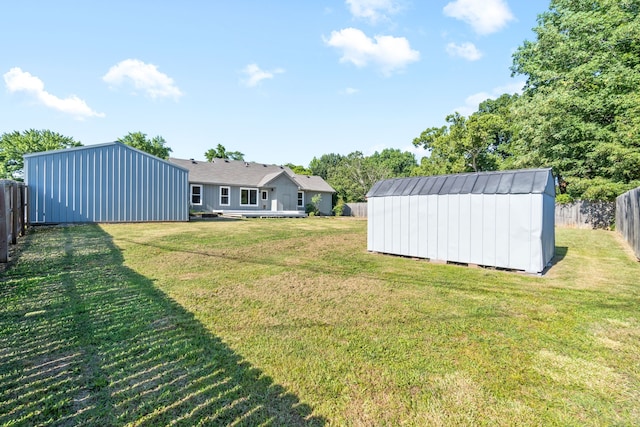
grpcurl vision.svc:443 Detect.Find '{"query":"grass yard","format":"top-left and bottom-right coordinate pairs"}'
top-left (1, 218), bottom-right (639, 426)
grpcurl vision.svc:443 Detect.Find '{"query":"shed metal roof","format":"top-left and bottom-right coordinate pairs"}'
top-left (367, 168), bottom-right (554, 198)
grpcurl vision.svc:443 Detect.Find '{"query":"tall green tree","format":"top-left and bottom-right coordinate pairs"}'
top-left (204, 144), bottom-right (244, 161)
top-left (0, 129), bottom-right (81, 180)
top-left (413, 110), bottom-right (508, 175)
top-left (328, 151), bottom-right (392, 202)
top-left (118, 132), bottom-right (172, 159)
top-left (510, 0), bottom-right (640, 198)
top-left (368, 148), bottom-right (417, 177)
top-left (308, 153), bottom-right (344, 181)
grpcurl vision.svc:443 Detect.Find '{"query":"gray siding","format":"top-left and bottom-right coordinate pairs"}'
top-left (272, 174), bottom-right (300, 211)
top-left (25, 143), bottom-right (188, 223)
top-left (304, 191), bottom-right (333, 215)
top-left (192, 174), bottom-right (305, 212)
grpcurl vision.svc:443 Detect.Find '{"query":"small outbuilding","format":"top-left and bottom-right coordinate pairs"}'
top-left (24, 142), bottom-right (189, 224)
top-left (366, 168), bottom-right (555, 273)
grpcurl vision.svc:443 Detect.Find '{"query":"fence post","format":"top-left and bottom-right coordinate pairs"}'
top-left (16, 183), bottom-right (23, 237)
top-left (11, 182), bottom-right (18, 244)
top-left (23, 185), bottom-right (29, 228)
top-left (0, 183), bottom-right (7, 263)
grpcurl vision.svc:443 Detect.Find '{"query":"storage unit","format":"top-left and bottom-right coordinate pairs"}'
top-left (24, 142), bottom-right (189, 223)
top-left (366, 168), bottom-right (555, 273)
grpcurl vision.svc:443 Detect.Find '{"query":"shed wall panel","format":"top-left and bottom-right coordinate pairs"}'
top-left (437, 196), bottom-right (448, 260)
top-left (482, 195), bottom-right (497, 267)
top-left (447, 195), bottom-right (460, 262)
top-left (469, 196), bottom-right (483, 265)
top-left (417, 196), bottom-right (429, 258)
top-left (494, 196), bottom-right (510, 268)
top-left (408, 196), bottom-right (420, 257)
top-left (509, 194), bottom-right (532, 271)
top-left (458, 195), bottom-right (471, 263)
top-left (400, 195), bottom-right (410, 255)
top-left (426, 195), bottom-right (438, 259)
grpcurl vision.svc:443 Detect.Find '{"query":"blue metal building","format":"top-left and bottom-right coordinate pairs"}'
top-left (24, 142), bottom-right (189, 223)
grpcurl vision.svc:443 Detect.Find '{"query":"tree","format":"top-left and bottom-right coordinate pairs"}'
top-left (0, 129), bottom-right (81, 180)
top-left (328, 151), bottom-right (392, 202)
top-left (308, 153), bottom-right (344, 180)
top-left (285, 163), bottom-right (311, 175)
top-left (118, 132), bottom-right (172, 159)
top-left (204, 144), bottom-right (244, 161)
top-left (510, 0), bottom-right (640, 198)
top-left (413, 111), bottom-right (507, 175)
top-left (368, 148), bottom-right (417, 177)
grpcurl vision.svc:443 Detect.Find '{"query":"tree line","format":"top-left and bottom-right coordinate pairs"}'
top-left (2, 0), bottom-right (638, 203)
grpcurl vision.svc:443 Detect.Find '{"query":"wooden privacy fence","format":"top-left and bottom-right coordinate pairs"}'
top-left (343, 202), bottom-right (367, 217)
top-left (616, 187), bottom-right (640, 260)
top-left (555, 200), bottom-right (616, 229)
top-left (0, 180), bottom-right (28, 263)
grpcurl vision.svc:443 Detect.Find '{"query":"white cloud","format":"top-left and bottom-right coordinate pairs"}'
top-left (443, 0), bottom-right (514, 35)
top-left (446, 42), bottom-right (482, 61)
top-left (3, 67), bottom-right (105, 120)
top-left (340, 87), bottom-right (359, 95)
top-left (324, 27), bottom-right (419, 76)
top-left (240, 63), bottom-right (284, 88)
top-left (454, 80), bottom-right (525, 116)
top-left (103, 59), bottom-right (183, 99)
top-left (346, 0), bottom-right (401, 24)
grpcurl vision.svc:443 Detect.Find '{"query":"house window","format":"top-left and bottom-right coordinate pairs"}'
top-left (191, 185), bottom-right (202, 205)
top-left (297, 192), bottom-right (304, 208)
top-left (240, 188), bottom-right (258, 206)
top-left (220, 186), bottom-right (230, 206)
top-left (261, 190), bottom-right (268, 201)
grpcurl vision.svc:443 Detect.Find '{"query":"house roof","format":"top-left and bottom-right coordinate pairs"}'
top-left (168, 157), bottom-right (335, 193)
top-left (367, 168), bottom-right (555, 198)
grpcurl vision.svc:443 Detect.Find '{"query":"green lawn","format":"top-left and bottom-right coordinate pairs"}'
top-left (1, 219), bottom-right (639, 426)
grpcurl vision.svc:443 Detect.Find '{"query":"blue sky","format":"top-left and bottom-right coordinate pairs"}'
top-left (2, 0), bottom-right (549, 167)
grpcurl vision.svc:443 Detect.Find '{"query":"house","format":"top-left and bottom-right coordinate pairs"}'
top-left (168, 157), bottom-right (335, 216)
top-left (366, 168), bottom-right (555, 274)
top-left (24, 142), bottom-right (189, 223)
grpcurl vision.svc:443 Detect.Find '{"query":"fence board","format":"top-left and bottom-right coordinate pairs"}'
top-left (0, 184), bottom-right (7, 262)
top-left (343, 203), bottom-right (367, 217)
top-left (616, 187), bottom-right (640, 260)
top-left (555, 201), bottom-right (615, 229)
top-left (0, 180), bottom-right (28, 263)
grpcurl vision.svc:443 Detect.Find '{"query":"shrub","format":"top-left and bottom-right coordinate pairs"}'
top-left (333, 198), bottom-right (345, 216)
top-left (555, 193), bottom-right (574, 204)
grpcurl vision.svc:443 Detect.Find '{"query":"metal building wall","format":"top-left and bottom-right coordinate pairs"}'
top-left (24, 142), bottom-right (188, 223)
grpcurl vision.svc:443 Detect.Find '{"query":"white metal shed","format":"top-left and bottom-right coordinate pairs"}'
top-left (366, 168), bottom-right (555, 273)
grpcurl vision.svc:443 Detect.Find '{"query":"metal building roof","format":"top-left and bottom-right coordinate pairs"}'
top-left (366, 168), bottom-right (554, 198)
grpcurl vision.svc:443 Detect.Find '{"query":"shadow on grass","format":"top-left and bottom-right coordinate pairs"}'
top-left (0, 225), bottom-right (326, 426)
top-left (550, 246), bottom-right (568, 268)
